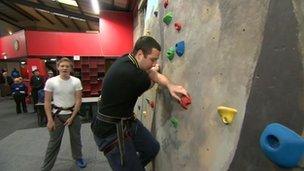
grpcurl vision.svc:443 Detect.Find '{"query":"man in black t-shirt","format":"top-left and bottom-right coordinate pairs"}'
top-left (30, 69), bottom-right (44, 112)
top-left (91, 36), bottom-right (190, 171)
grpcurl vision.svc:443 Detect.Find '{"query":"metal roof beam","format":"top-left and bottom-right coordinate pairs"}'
top-left (35, 9), bottom-right (55, 25)
top-left (0, 11), bottom-right (18, 22)
top-left (75, 0), bottom-right (92, 30)
top-left (71, 19), bottom-right (80, 31)
top-left (8, 0), bottom-right (99, 22)
top-left (0, 0), bottom-right (39, 21)
top-left (0, 16), bottom-right (23, 29)
top-left (36, 0), bottom-right (68, 28)
top-left (56, 1), bottom-right (78, 30)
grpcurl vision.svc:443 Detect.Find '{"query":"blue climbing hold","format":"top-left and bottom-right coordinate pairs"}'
top-left (175, 41), bottom-right (185, 57)
top-left (259, 123), bottom-right (304, 168)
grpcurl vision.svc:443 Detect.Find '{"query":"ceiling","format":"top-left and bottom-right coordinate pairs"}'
top-left (0, 0), bottom-right (137, 37)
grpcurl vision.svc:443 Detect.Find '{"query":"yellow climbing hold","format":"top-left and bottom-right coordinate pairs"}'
top-left (217, 106), bottom-right (237, 125)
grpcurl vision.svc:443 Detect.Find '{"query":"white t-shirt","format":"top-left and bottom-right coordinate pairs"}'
top-left (44, 75), bottom-right (82, 114)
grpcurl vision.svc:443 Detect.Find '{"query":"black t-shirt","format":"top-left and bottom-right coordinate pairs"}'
top-left (30, 75), bottom-right (44, 90)
top-left (92, 54), bottom-right (151, 138)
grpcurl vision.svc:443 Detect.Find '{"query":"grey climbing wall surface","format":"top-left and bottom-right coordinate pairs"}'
top-left (229, 1), bottom-right (304, 171)
top-left (133, 0), bottom-right (304, 170)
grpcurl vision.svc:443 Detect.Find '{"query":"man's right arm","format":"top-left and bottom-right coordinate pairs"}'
top-left (44, 91), bottom-right (53, 122)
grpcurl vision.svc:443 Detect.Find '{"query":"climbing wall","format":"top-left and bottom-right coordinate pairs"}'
top-left (134, 0), bottom-right (304, 170)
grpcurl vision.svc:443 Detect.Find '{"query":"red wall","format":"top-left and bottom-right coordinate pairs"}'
top-left (0, 30), bottom-right (27, 59)
top-left (20, 64), bottom-right (29, 78)
top-left (26, 31), bottom-right (103, 57)
top-left (0, 11), bottom-right (133, 59)
top-left (100, 11), bottom-right (133, 56)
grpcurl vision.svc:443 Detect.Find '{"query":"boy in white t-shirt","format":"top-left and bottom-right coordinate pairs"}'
top-left (41, 58), bottom-right (87, 170)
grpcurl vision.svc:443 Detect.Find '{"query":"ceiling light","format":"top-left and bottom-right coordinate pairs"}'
top-left (36, 8), bottom-right (86, 22)
top-left (3, 55), bottom-right (7, 59)
top-left (53, 12), bottom-right (69, 18)
top-left (56, 0), bottom-right (78, 7)
top-left (50, 58), bottom-right (57, 61)
top-left (91, 0), bottom-right (100, 15)
top-left (21, 61), bottom-right (26, 64)
top-left (69, 16), bottom-right (85, 22)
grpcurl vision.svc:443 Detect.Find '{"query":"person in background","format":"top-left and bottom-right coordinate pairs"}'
top-left (30, 69), bottom-right (44, 112)
top-left (38, 89), bottom-right (45, 103)
top-left (41, 58), bottom-right (87, 170)
top-left (38, 70), bottom-right (54, 103)
top-left (46, 70), bottom-right (54, 80)
top-left (0, 71), bottom-right (13, 97)
top-left (11, 68), bottom-right (21, 78)
top-left (11, 77), bottom-right (28, 114)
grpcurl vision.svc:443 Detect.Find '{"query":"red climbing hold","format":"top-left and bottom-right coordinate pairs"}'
top-left (174, 22), bottom-right (182, 32)
top-left (180, 95), bottom-right (191, 109)
top-left (164, 0), bottom-right (169, 8)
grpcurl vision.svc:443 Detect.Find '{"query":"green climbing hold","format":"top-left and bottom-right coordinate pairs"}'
top-left (170, 116), bottom-right (179, 128)
top-left (166, 47), bottom-right (175, 61)
top-left (163, 12), bottom-right (173, 25)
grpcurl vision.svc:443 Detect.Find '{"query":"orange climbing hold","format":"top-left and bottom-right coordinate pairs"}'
top-left (180, 95), bottom-right (191, 109)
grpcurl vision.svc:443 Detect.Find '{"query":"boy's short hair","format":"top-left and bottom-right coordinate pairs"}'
top-left (57, 57), bottom-right (73, 67)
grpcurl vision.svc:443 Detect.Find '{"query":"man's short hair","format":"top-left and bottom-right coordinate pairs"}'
top-left (57, 57), bottom-right (73, 67)
top-left (131, 36), bottom-right (161, 57)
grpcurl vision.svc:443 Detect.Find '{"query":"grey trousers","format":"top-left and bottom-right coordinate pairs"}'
top-left (41, 115), bottom-right (83, 171)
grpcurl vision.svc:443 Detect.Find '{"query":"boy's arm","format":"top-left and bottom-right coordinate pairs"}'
top-left (44, 91), bottom-right (53, 122)
top-left (70, 90), bottom-right (82, 119)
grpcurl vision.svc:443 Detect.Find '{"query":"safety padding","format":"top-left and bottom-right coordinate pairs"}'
top-left (175, 41), bottom-right (185, 57)
top-left (163, 12), bottom-right (173, 25)
top-left (166, 47), bottom-right (175, 61)
top-left (260, 123), bottom-right (304, 168)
